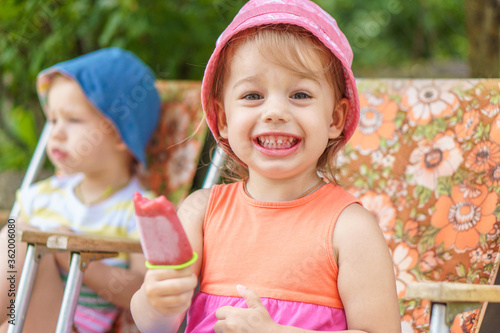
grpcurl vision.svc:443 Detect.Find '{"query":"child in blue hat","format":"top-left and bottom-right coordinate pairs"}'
top-left (0, 47), bottom-right (161, 332)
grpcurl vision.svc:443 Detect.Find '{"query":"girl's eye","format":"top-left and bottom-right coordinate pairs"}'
top-left (69, 118), bottom-right (82, 123)
top-left (243, 93), bottom-right (262, 100)
top-left (291, 92), bottom-right (311, 99)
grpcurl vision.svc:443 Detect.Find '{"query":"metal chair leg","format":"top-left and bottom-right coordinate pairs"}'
top-left (429, 303), bottom-right (449, 333)
top-left (7, 244), bottom-right (45, 333)
top-left (55, 252), bottom-right (84, 333)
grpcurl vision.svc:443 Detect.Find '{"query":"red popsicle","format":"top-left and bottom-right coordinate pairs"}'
top-left (134, 192), bottom-right (196, 268)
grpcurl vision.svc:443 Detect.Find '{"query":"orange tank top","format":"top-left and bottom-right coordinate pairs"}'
top-left (200, 181), bottom-right (361, 309)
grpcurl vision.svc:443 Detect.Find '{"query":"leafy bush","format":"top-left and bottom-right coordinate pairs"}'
top-left (0, 0), bottom-right (467, 171)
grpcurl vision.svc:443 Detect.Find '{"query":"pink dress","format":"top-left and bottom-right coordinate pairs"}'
top-left (186, 182), bottom-right (361, 332)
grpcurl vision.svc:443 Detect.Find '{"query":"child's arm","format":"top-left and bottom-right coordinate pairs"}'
top-left (131, 188), bottom-right (209, 332)
top-left (333, 203), bottom-right (401, 333)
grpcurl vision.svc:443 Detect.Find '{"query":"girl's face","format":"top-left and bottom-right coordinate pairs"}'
top-left (45, 76), bottom-right (125, 174)
top-left (218, 39), bottom-right (348, 181)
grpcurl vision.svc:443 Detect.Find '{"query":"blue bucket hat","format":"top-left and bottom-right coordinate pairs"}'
top-left (37, 47), bottom-right (161, 166)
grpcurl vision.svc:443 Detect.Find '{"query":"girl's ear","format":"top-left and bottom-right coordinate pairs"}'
top-left (116, 141), bottom-right (129, 151)
top-left (111, 127), bottom-right (129, 152)
top-left (329, 98), bottom-right (349, 139)
top-left (215, 100), bottom-right (229, 139)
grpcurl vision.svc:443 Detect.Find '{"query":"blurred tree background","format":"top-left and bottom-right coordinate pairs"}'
top-left (0, 0), bottom-right (498, 172)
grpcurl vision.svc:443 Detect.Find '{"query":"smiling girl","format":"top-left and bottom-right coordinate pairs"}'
top-left (131, 1), bottom-right (401, 332)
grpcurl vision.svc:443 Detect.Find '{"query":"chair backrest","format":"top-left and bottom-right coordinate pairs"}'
top-left (113, 80), bottom-right (207, 333)
top-left (337, 79), bottom-right (500, 333)
top-left (140, 80), bottom-right (207, 205)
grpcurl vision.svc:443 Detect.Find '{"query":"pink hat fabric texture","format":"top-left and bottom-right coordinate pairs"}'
top-left (201, 0), bottom-right (360, 144)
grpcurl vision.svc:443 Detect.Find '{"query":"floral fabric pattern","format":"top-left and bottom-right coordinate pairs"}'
top-left (140, 81), bottom-right (207, 205)
top-left (401, 80), bottom-right (460, 126)
top-left (338, 79), bottom-right (500, 333)
top-left (349, 93), bottom-right (399, 153)
top-left (114, 81), bottom-right (206, 333)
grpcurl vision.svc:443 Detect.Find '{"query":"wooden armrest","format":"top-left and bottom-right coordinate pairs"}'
top-left (16, 229), bottom-right (142, 253)
top-left (16, 229), bottom-right (55, 245)
top-left (406, 282), bottom-right (500, 303)
top-left (47, 233), bottom-right (142, 253)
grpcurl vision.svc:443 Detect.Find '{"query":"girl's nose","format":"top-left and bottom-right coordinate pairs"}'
top-left (261, 96), bottom-right (290, 123)
top-left (49, 120), bottom-right (66, 141)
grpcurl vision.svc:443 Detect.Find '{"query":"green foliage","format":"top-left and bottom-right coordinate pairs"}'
top-left (0, 106), bottom-right (38, 168)
top-left (0, 0), bottom-right (246, 170)
top-left (0, 0), bottom-right (469, 171)
top-left (323, 0), bottom-right (467, 70)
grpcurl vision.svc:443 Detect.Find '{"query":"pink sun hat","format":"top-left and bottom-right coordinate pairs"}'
top-left (201, 0), bottom-right (360, 145)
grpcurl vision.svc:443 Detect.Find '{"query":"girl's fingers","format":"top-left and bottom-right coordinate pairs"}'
top-left (215, 306), bottom-right (237, 320)
top-left (148, 291), bottom-right (194, 313)
top-left (144, 273), bottom-right (197, 297)
top-left (236, 285), bottom-right (263, 309)
top-left (142, 267), bottom-right (198, 316)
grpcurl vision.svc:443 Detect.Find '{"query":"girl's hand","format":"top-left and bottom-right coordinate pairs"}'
top-left (142, 266), bottom-right (198, 317)
top-left (214, 285), bottom-right (278, 333)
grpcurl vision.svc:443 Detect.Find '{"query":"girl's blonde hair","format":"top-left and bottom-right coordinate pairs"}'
top-left (210, 24), bottom-right (346, 183)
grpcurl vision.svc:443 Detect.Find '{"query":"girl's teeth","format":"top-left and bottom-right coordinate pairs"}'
top-left (258, 136), bottom-right (297, 149)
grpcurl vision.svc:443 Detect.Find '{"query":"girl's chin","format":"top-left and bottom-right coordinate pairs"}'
top-left (49, 160), bottom-right (80, 175)
top-left (248, 160), bottom-right (315, 178)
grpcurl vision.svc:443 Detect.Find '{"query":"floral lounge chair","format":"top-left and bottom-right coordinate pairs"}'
top-left (10, 80), bottom-right (209, 333)
top-left (337, 79), bottom-right (500, 333)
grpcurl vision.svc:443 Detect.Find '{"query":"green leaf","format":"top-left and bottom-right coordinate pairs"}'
top-left (490, 94), bottom-right (500, 105)
top-left (353, 178), bottom-right (366, 188)
top-left (494, 203), bottom-right (500, 218)
top-left (394, 219), bottom-right (404, 241)
top-left (359, 164), bottom-right (368, 175)
top-left (456, 263), bottom-right (467, 278)
top-left (414, 185), bottom-right (433, 206)
top-left (412, 267), bottom-right (424, 281)
top-left (414, 125), bottom-right (426, 138)
top-left (475, 123), bottom-right (487, 140)
top-left (436, 176), bottom-right (452, 197)
top-left (390, 140), bottom-right (401, 152)
top-left (379, 137), bottom-right (388, 150)
top-left (378, 178), bottom-right (387, 189)
top-left (394, 111), bottom-right (405, 128)
top-left (466, 269), bottom-right (479, 283)
top-left (418, 226), bottom-right (439, 253)
top-left (410, 207), bottom-right (417, 219)
top-left (479, 232), bottom-right (487, 245)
